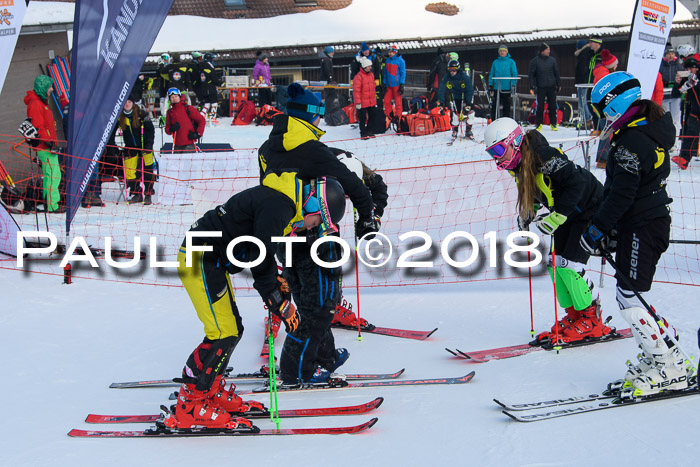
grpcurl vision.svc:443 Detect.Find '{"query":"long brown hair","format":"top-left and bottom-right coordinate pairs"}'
top-left (515, 130), bottom-right (542, 221)
top-left (117, 106), bottom-right (141, 133)
top-left (633, 99), bottom-right (665, 122)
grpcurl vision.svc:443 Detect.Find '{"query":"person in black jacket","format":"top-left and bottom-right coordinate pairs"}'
top-left (258, 83), bottom-right (379, 387)
top-left (673, 54), bottom-right (700, 170)
top-left (107, 97), bottom-right (156, 204)
top-left (188, 51), bottom-right (221, 122)
top-left (528, 43), bottom-right (561, 131)
top-left (582, 71), bottom-right (691, 397)
top-left (574, 36), bottom-right (602, 130)
top-left (438, 59), bottom-right (474, 139)
top-left (659, 46), bottom-right (684, 140)
top-left (167, 171), bottom-right (344, 429)
top-left (484, 117), bottom-right (606, 345)
top-left (329, 148), bottom-right (389, 328)
top-left (427, 48), bottom-right (450, 108)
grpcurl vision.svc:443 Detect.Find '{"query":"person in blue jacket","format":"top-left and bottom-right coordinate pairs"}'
top-left (489, 44), bottom-right (518, 119)
top-left (383, 45), bottom-right (406, 122)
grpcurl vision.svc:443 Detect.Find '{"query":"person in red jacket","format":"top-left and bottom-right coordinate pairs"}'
top-left (24, 75), bottom-right (62, 213)
top-left (353, 56), bottom-right (377, 140)
top-left (164, 88), bottom-right (205, 151)
top-left (652, 72), bottom-right (665, 106)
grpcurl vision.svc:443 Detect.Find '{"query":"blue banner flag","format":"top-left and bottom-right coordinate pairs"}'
top-left (65, 0), bottom-right (173, 231)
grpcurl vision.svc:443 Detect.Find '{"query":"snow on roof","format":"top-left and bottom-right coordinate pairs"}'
top-left (25, 1), bottom-right (693, 53)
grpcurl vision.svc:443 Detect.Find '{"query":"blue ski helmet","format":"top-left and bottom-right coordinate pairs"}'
top-left (591, 71), bottom-right (642, 123)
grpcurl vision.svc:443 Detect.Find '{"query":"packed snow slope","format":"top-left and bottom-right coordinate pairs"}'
top-left (2, 120), bottom-right (699, 466)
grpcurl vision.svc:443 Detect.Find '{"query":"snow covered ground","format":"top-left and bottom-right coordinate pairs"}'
top-left (2, 120), bottom-right (700, 466)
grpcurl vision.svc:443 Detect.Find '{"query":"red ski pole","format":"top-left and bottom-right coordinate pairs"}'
top-left (550, 237), bottom-right (562, 352)
top-left (353, 208), bottom-right (362, 341)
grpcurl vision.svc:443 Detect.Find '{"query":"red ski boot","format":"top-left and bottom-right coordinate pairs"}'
top-left (333, 302), bottom-right (369, 328)
top-left (164, 383), bottom-right (244, 429)
top-left (560, 299), bottom-right (611, 343)
top-left (534, 306), bottom-right (581, 344)
top-left (208, 376), bottom-right (266, 415)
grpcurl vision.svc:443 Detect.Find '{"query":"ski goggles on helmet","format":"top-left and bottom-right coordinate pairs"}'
top-left (167, 87), bottom-right (182, 97)
top-left (448, 66), bottom-right (459, 72)
top-left (485, 126), bottom-right (524, 171)
top-left (290, 178), bottom-right (339, 237)
top-left (286, 101), bottom-right (326, 117)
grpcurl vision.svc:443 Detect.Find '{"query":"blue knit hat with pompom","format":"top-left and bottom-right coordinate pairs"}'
top-left (285, 83), bottom-right (324, 124)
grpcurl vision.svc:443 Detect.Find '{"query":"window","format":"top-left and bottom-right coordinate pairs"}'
top-left (223, 0), bottom-right (246, 8)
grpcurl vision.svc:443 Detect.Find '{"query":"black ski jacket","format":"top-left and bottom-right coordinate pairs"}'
top-left (185, 182), bottom-right (298, 298)
top-left (528, 54), bottom-right (561, 90)
top-left (592, 112), bottom-right (674, 233)
top-left (258, 115), bottom-right (374, 219)
top-left (521, 130), bottom-right (603, 218)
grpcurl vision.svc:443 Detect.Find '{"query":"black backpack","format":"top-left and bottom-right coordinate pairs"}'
top-left (325, 109), bottom-right (350, 126)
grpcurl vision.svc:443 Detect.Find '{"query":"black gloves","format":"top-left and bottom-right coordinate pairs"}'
top-left (188, 131), bottom-right (201, 141)
top-left (169, 122), bottom-right (181, 133)
top-left (580, 224), bottom-right (616, 256)
top-left (398, 84), bottom-right (404, 95)
top-left (355, 214), bottom-right (380, 239)
top-left (264, 276), bottom-right (300, 333)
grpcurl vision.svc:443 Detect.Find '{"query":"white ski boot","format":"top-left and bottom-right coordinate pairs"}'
top-left (619, 306), bottom-right (691, 395)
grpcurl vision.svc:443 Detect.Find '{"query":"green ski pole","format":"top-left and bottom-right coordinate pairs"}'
top-left (267, 308), bottom-right (280, 429)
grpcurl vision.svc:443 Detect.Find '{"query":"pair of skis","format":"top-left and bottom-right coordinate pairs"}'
top-left (495, 375), bottom-right (698, 422)
top-left (446, 328), bottom-right (633, 362)
top-left (71, 371), bottom-right (476, 438)
top-left (109, 367), bottom-right (406, 389)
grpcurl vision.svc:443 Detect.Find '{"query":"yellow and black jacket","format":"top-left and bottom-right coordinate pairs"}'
top-left (185, 171), bottom-right (305, 298)
top-left (258, 115), bottom-right (374, 218)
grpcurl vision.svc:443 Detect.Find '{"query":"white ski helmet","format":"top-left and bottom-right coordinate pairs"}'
top-left (484, 117), bottom-right (524, 171)
top-left (677, 44), bottom-right (695, 59)
top-left (336, 151), bottom-right (364, 180)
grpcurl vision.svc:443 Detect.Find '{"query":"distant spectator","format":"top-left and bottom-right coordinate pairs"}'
top-left (351, 41), bottom-right (372, 79)
top-left (157, 53), bottom-right (171, 122)
top-left (427, 48), bottom-right (450, 108)
top-left (574, 36), bottom-right (602, 130)
top-left (319, 46), bottom-right (335, 84)
top-left (528, 43), bottom-right (561, 131)
top-left (189, 51), bottom-right (222, 121)
top-left (253, 51), bottom-right (273, 106)
top-left (353, 56), bottom-right (377, 140)
top-left (488, 44), bottom-right (518, 119)
top-left (652, 72), bottom-right (665, 106)
top-left (592, 49), bottom-right (618, 84)
top-left (107, 97), bottom-right (156, 204)
top-left (438, 59), bottom-right (474, 139)
top-left (24, 75), bottom-right (63, 213)
top-left (659, 45), bottom-right (684, 138)
top-left (383, 45), bottom-right (406, 122)
top-left (166, 53), bottom-right (190, 92)
top-left (673, 54), bottom-right (700, 170)
top-left (131, 73), bottom-right (146, 105)
top-left (165, 88), bottom-right (205, 151)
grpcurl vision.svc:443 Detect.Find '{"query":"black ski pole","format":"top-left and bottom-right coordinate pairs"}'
top-left (603, 251), bottom-right (697, 371)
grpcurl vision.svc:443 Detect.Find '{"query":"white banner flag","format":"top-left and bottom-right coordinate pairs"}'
top-left (0, 204), bottom-right (20, 258)
top-left (0, 0), bottom-right (28, 95)
top-left (627, 0), bottom-right (676, 99)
